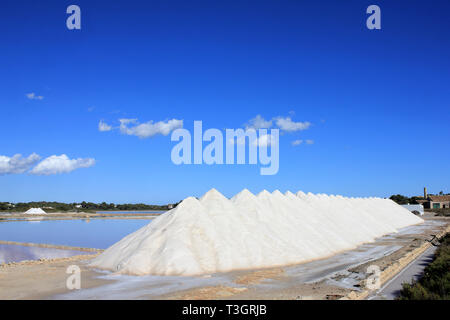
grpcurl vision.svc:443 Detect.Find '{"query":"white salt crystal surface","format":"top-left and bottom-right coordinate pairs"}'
top-left (90, 189), bottom-right (423, 276)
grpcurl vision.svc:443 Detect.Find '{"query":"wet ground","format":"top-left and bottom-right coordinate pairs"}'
top-left (0, 244), bottom-right (91, 264)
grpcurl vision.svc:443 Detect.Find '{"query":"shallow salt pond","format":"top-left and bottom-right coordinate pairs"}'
top-left (0, 219), bottom-right (152, 249)
top-left (0, 244), bottom-right (91, 264)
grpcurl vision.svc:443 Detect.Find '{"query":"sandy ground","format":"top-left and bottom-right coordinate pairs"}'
top-left (0, 254), bottom-right (112, 299)
top-left (0, 214), bottom-right (448, 300)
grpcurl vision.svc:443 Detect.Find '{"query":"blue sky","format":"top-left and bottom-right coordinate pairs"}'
top-left (1, 0), bottom-right (449, 203)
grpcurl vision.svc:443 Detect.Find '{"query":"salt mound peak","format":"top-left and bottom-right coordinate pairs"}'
top-left (24, 208), bottom-right (46, 214)
top-left (272, 190), bottom-right (284, 197)
top-left (296, 191), bottom-right (306, 197)
top-left (231, 188), bottom-right (256, 202)
top-left (200, 188), bottom-right (228, 202)
top-left (306, 192), bottom-right (317, 199)
top-left (284, 191), bottom-right (296, 197)
top-left (90, 188), bottom-right (424, 276)
top-left (177, 196), bottom-right (201, 207)
top-left (257, 189), bottom-right (271, 198)
top-left (166, 196), bottom-right (203, 219)
top-left (316, 193), bottom-right (325, 198)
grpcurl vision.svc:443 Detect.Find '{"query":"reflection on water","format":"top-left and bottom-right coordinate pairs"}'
top-left (0, 219), bottom-right (152, 249)
top-left (0, 244), bottom-right (90, 264)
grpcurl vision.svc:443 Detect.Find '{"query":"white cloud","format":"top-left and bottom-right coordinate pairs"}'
top-left (243, 115), bottom-right (313, 147)
top-left (253, 134), bottom-right (276, 147)
top-left (274, 117), bottom-right (310, 132)
top-left (119, 118), bottom-right (183, 138)
top-left (226, 132), bottom-right (276, 147)
top-left (292, 139), bottom-right (314, 146)
top-left (26, 93), bottom-right (44, 100)
top-left (98, 120), bottom-right (112, 132)
top-left (245, 114), bottom-right (311, 132)
top-left (0, 153), bottom-right (41, 175)
top-left (227, 136), bottom-right (247, 146)
top-left (119, 118), bottom-right (137, 125)
top-left (244, 115), bottom-right (273, 130)
top-left (30, 154), bottom-right (95, 175)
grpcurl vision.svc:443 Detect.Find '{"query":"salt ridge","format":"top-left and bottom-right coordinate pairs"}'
top-left (90, 189), bottom-right (424, 276)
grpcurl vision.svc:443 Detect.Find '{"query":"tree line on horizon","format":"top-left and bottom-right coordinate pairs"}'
top-left (389, 195), bottom-right (425, 205)
top-left (2, 193), bottom-right (447, 212)
top-left (390, 190), bottom-right (449, 205)
top-left (0, 201), bottom-right (181, 212)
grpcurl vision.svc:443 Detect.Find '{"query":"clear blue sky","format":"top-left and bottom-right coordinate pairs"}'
top-left (1, 0), bottom-right (449, 204)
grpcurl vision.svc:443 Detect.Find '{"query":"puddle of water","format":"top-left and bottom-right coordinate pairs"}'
top-left (0, 244), bottom-right (91, 264)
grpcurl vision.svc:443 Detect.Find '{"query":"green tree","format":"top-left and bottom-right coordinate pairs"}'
top-left (389, 194), bottom-right (410, 205)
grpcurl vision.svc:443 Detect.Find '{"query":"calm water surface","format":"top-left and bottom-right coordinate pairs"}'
top-left (0, 219), bottom-right (152, 249)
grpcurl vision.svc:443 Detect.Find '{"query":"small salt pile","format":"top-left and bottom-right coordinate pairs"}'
top-left (90, 189), bottom-right (423, 276)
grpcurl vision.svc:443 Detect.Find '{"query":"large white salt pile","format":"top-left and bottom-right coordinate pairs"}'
top-left (24, 208), bottom-right (46, 215)
top-left (90, 189), bottom-right (423, 276)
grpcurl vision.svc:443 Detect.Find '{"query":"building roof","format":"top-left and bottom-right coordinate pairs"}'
top-left (429, 195), bottom-right (450, 202)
